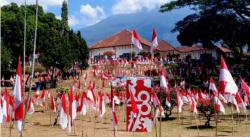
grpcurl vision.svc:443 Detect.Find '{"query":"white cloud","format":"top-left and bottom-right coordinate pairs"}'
top-left (0, 0), bottom-right (8, 7)
top-left (55, 15), bottom-right (61, 20)
top-left (79, 4), bottom-right (106, 26)
top-left (112, 0), bottom-right (171, 15)
top-left (68, 15), bottom-right (80, 27)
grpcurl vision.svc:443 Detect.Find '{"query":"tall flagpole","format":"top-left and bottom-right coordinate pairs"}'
top-left (23, 0), bottom-right (27, 91)
top-left (23, 0), bottom-right (39, 133)
top-left (0, 1), bottom-right (2, 135)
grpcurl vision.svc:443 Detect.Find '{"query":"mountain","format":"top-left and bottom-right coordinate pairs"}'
top-left (80, 7), bottom-right (193, 47)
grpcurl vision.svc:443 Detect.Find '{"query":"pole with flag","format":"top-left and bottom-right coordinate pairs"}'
top-left (13, 58), bottom-right (24, 134)
top-left (111, 83), bottom-right (118, 137)
top-left (150, 28), bottom-right (158, 60)
top-left (23, 0), bottom-right (39, 135)
top-left (131, 29), bottom-right (143, 63)
top-left (219, 56), bottom-right (238, 136)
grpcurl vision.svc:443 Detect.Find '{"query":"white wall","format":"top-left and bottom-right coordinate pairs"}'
top-left (179, 49), bottom-right (218, 60)
top-left (90, 45), bottom-right (148, 58)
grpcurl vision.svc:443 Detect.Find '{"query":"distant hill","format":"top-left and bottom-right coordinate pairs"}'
top-left (80, 7), bottom-right (193, 47)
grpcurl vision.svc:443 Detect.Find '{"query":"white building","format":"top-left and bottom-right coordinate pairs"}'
top-left (89, 29), bottom-right (151, 59)
top-left (176, 46), bottom-right (232, 60)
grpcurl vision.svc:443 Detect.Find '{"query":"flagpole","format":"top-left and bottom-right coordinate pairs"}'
top-left (23, 0), bottom-right (27, 93)
top-left (0, 0), bottom-right (1, 134)
top-left (231, 103), bottom-right (234, 137)
top-left (215, 112), bottom-right (218, 137)
top-left (154, 106), bottom-right (157, 137)
top-left (194, 113), bottom-right (199, 137)
top-left (130, 44), bottom-right (132, 63)
top-left (158, 76), bottom-right (163, 137)
top-left (111, 83), bottom-right (116, 137)
top-left (22, 0), bottom-right (39, 136)
top-left (9, 119), bottom-right (12, 137)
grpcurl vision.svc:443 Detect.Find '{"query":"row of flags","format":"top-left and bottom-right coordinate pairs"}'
top-left (1, 54), bottom-right (250, 133)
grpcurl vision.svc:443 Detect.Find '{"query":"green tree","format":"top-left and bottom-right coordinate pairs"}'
top-left (160, 0), bottom-right (250, 55)
top-left (1, 3), bottom-right (89, 76)
top-left (1, 43), bottom-right (12, 71)
top-left (61, 0), bottom-right (69, 32)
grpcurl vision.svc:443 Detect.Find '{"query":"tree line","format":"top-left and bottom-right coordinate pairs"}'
top-left (1, 3), bottom-right (89, 75)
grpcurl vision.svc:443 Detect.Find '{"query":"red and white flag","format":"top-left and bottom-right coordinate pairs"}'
top-left (235, 93), bottom-right (246, 111)
top-left (131, 30), bottom-right (143, 50)
top-left (176, 90), bottom-right (184, 113)
top-left (190, 97), bottom-right (197, 114)
top-left (26, 98), bottom-right (35, 115)
top-left (68, 87), bottom-right (77, 133)
top-left (2, 89), bottom-right (11, 122)
top-left (87, 86), bottom-right (96, 109)
top-left (13, 58), bottom-right (24, 132)
top-left (214, 96), bottom-right (225, 114)
top-left (111, 87), bottom-right (118, 130)
top-left (47, 89), bottom-right (51, 99)
top-left (160, 68), bottom-right (168, 89)
top-left (0, 98), bottom-right (3, 123)
top-left (83, 72), bottom-right (87, 80)
top-left (165, 89), bottom-right (171, 108)
top-left (152, 91), bottom-right (164, 117)
top-left (97, 91), bottom-right (106, 118)
top-left (68, 86), bottom-right (77, 133)
top-left (77, 92), bottom-right (87, 115)
top-left (101, 72), bottom-right (113, 80)
top-left (50, 96), bottom-right (56, 112)
top-left (240, 78), bottom-right (250, 104)
top-left (209, 77), bottom-right (218, 94)
top-left (231, 95), bottom-right (240, 113)
top-left (152, 91), bottom-right (163, 113)
top-left (219, 57), bottom-right (238, 95)
top-left (1, 76), bottom-right (4, 86)
top-left (39, 89), bottom-right (46, 107)
top-left (150, 28), bottom-right (158, 53)
top-left (59, 94), bottom-right (68, 129)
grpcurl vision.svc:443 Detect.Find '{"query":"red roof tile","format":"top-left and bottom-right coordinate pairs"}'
top-left (89, 29), bottom-right (151, 49)
top-left (156, 40), bottom-right (176, 52)
top-left (176, 46), bottom-right (204, 52)
top-left (217, 46), bottom-right (232, 53)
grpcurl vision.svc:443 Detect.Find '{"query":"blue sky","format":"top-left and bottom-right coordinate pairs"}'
top-left (1, 0), bottom-right (172, 30)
